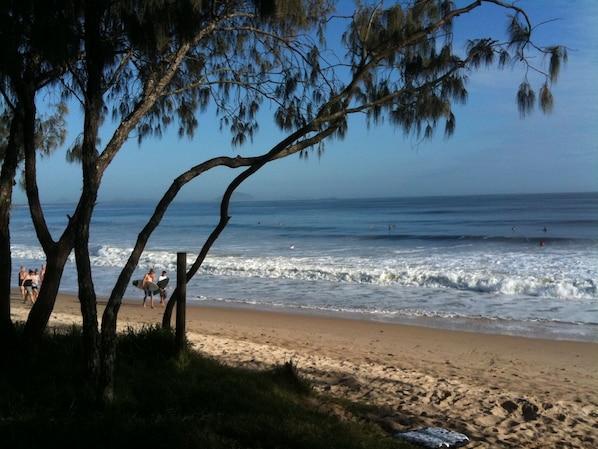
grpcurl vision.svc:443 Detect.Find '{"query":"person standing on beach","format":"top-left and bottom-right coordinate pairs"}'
top-left (18, 266), bottom-right (27, 299)
top-left (158, 270), bottom-right (168, 306)
top-left (142, 268), bottom-right (156, 308)
top-left (22, 269), bottom-right (35, 304)
top-left (31, 268), bottom-right (41, 302)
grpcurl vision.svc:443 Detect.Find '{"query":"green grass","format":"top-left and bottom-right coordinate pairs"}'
top-left (0, 325), bottom-right (410, 449)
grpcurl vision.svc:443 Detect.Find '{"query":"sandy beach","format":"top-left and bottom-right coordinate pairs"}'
top-left (11, 292), bottom-right (597, 448)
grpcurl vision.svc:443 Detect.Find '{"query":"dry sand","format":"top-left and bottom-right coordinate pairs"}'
top-left (11, 293), bottom-right (598, 448)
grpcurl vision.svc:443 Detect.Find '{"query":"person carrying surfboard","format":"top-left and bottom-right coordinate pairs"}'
top-left (142, 268), bottom-right (156, 309)
top-left (158, 270), bottom-right (168, 306)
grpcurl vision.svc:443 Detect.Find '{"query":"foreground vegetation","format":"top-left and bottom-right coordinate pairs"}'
top-left (0, 325), bottom-right (408, 448)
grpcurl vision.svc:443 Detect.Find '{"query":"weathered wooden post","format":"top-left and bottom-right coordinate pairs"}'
top-left (175, 252), bottom-right (186, 355)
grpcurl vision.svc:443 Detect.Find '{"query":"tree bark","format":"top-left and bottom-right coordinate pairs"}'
top-left (21, 250), bottom-right (72, 355)
top-left (75, 221), bottom-right (100, 381)
top-left (0, 111), bottom-right (23, 356)
top-left (74, 0), bottom-right (108, 388)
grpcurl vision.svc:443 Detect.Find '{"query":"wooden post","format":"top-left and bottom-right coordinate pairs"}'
top-left (175, 252), bottom-right (186, 355)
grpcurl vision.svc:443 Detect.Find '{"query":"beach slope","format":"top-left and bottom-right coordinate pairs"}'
top-left (11, 294), bottom-right (597, 448)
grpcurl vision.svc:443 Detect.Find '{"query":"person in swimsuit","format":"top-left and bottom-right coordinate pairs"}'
top-left (18, 266), bottom-right (27, 299)
top-left (22, 270), bottom-right (35, 304)
top-left (142, 268), bottom-right (156, 309)
top-left (31, 268), bottom-right (40, 301)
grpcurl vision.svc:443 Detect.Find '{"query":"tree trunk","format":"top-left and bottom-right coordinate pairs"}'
top-left (161, 213), bottom-right (231, 328)
top-left (0, 112), bottom-right (23, 357)
top-left (74, 223), bottom-right (100, 381)
top-left (162, 288), bottom-right (177, 329)
top-left (19, 77), bottom-right (58, 357)
top-left (99, 313), bottom-right (117, 403)
top-left (20, 250), bottom-right (71, 355)
top-left (74, 0), bottom-right (107, 391)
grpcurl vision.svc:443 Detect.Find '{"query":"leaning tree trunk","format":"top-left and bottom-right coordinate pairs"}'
top-left (161, 215), bottom-right (230, 329)
top-left (19, 76), bottom-right (68, 357)
top-left (20, 250), bottom-right (72, 356)
top-left (159, 127), bottom-right (317, 328)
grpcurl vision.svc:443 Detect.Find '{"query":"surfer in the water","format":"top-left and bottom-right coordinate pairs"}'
top-left (142, 268), bottom-right (156, 308)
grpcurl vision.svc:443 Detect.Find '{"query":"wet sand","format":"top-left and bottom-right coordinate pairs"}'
top-left (11, 293), bottom-right (597, 448)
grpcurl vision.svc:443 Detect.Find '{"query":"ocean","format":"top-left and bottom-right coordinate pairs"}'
top-left (10, 192), bottom-right (598, 342)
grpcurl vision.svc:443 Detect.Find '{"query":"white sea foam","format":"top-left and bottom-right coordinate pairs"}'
top-left (12, 243), bottom-right (597, 302)
top-left (9, 194), bottom-right (598, 341)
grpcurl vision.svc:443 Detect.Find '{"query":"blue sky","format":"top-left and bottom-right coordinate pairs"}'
top-left (17, 0), bottom-right (598, 204)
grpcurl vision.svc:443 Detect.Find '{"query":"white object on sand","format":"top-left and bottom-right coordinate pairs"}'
top-left (395, 427), bottom-right (469, 448)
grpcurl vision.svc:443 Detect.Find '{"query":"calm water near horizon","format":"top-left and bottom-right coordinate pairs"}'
top-left (10, 192), bottom-right (598, 342)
